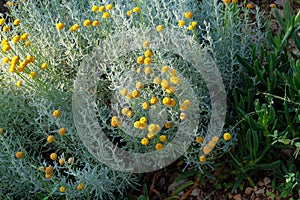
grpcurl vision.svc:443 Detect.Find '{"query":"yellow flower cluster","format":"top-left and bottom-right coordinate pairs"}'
top-left (177, 11), bottom-right (197, 31)
top-left (111, 116), bottom-right (122, 127)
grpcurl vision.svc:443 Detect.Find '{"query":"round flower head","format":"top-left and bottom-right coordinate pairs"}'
top-left (0, 18), bottom-right (5, 25)
top-left (141, 138), bottom-right (149, 145)
top-left (161, 66), bottom-right (169, 73)
top-left (136, 81), bottom-right (143, 89)
top-left (127, 10), bottom-right (133, 16)
top-left (137, 56), bottom-right (144, 64)
top-left (144, 66), bottom-right (152, 74)
top-left (3, 25), bottom-right (9, 32)
top-left (56, 22), bottom-right (64, 30)
top-left (77, 183), bottom-right (85, 190)
top-left (13, 19), bottom-right (20, 25)
top-left (83, 19), bottom-right (92, 27)
top-left (164, 122), bottom-right (172, 128)
top-left (223, 132), bottom-right (231, 141)
top-left (184, 11), bottom-right (193, 19)
top-left (50, 153), bottom-right (57, 160)
top-left (178, 20), bottom-right (185, 27)
top-left (143, 40), bottom-right (150, 48)
top-left (41, 63), bottom-right (48, 70)
top-left (106, 4), bottom-right (113, 10)
top-left (144, 57), bottom-right (152, 65)
top-left (91, 5), bottom-right (99, 12)
top-left (127, 110), bottom-right (133, 118)
top-left (155, 143), bottom-right (163, 150)
top-left (15, 151), bottom-right (24, 159)
top-left (144, 49), bottom-right (152, 58)
top-left (170, 77), bottom-right (180, 85)
top-left (246, 3), bottom-right (254, 9)
top-left (29, 71), bottom-right (37, 79)
top-left (203, 145), bottom-right (212, 155)
top-left (188, 25), bottom-right (195, 31)
top-left (60, 186), bottom-right (66, 193)
top-left (232, 0), bottom-right (238, 3)
top-left (169, 99), bottom-right (176, 107)
top-left (121, 107), bottom-right (129, 115)
top-left (58, 127), bottom-right (67, 135)
top-left (20, 33), bottom-right (29, 40)
top-left (47, 135), bottom-right (54, 143)
top-left (153, 77), bottom-right (162, 84)
top-left (12, 35), bottom-right (20, 43)
top-left (142, 101), bottom-right (150, 110)
top-left (159, 135), bottom-right (167, 142)
top-left (156, 25), bottom-right (164, 32)
top-left (53, 109), bottom-right (60, 118)
top-left (166, 86), bottom-right (175, 94)
top-left (99, 6), bottom-right (105, 12)
top-left (212, 136), bottom-right (219, 142)
top-left (140, 117), bottom-right (147, 123)
top-left (132, 90), bottom-right (140, 98)
top-left (269, 3), bottom-right (276, 8)
top-left (92, 20), bottom-right (100, 26)
top-left (148, 132), bottom-right (155, 139)
top-left (0, 128), bottom-right (3, 134)
top-left (150, 97), bottom-right (158, 104)
top-left (45, 174), bottom-right (52, 179)
top-left (3, 57), bottom-right (10, 64)
top-left (199, 155), bottom-right (206, 162)
top-left (134, 121), bottom-right (140, 128)
top-left (180, 112), bottom-right (187, 120)
top-left (120, 88), bottom-right (128, 96)
top-left (102, 12), bottom-right (110, 19)
top-left (162, 97), bottom-right (171, 106)
top-left (223, 0), bottom-right (231, 4)
top-left (148, 124), bottom-right (156, 133)
top-left (196, 136), bottom-right (203, 143)
top-left (45, 166), bottom-right (53, 175)
top-left (59, 158), bottom-right (65, 165)
top-left (133, 7), bottom-right (141, 13)
top-left (169, 69), bottom-right (177, 77)
top-left (160, 80), bottom-right (170, 89)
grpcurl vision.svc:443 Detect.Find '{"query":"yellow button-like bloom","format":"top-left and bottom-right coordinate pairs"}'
top-left (127, 110), bottom-right (133, 118)
top-left (178, 20), bottom-right (185, 27)
top-left (180, 112), bottom-right (186, 120)
top-left (83, 19), bottom-right (92, 27)
top-left (102, 12), bottom-right (110, 19)
top-left (127, 10), bottom-right (133, 16)
top-left (142, 101), bottom-right (150, 110)
top-left (25, 41), bottom-right (31, 46)
top-left (120, 88), bottom-right (128, 96)
top-left (16, 80), bottom-right (22, 88)
top-left (163, 97), bottom-right (171, 106)
top-left (99, 6), bottom-right (105, 12)
top-left (92, 20), bottom-right (100, 26)
top-left (144, 66), bottom-right (152, 74)
top-left (161, 79), bottom-right (170, 89)
top-left (41, 63), bottom-right (48, 70)
top-left (20, 33), bottom-right (29, 40)
top-left (121, 107), bottom-right (129, 115)
top-left (29, 71), bottom-right (37, 79)
top-left (140, 117), bottom-right (147, 123)
top-left (15, 151), bottom-right (24, 159)
top-left (132, 90), bottom-right (140, 98)
top-left (164, 122), bottom-right (172, 128)
top-left (184, 11), bottom-right (193, 19)
top-left (153, 77), bottom-right (161, 84)
top-left (134, 121), bottom-right (141, 128)
top-left (246, 3), bottom-right (254, 9)
top-left (47, 135), bottom-right (54, 143)
top-left (106, 4), bottom-right (113, 10)
top-left (155, 143), bottom-right (163, 150)
top-left (91, 5), bottom-right (99, 12)
top-left (161, 65), bottom-right (169, 73)
top-left (53, 109), bottom-right (61, 118)
top-left (56, 22), bottom-right (64, 30)
top-left (191, 21), bottom-right (197, 27)
top-left (169, 99), bottom-right (176, 107)
top-left (203, 145), bottom-right (212, 155)
top-left (0, 18), bottom-right (5, 25)
top-left (3, 25), bottom-right (9, 32)
top-left (58, 127), bottom-right (67, 135)
top-left (137, 56), bottom-right (144, 64)
top-left (45, 166), bottom-right (53, 175)
top-left (76, 183), bottom-right (85, 191)
top-left (223, 132), bottom-right (231, 140)
top-left (208, 141), bottom-right (216, 148)
top-left (59, 158), bottom-right (65, 165)
top-left (2, 44), bottom-right (11, 52)
top-left (50, 153), bottom-right (57, 160)
top-left (3, 57), bottom-right (10, 64)
top-left (169, 69), bottom-right (177, 77)
top-left (196, 136), bottom-right (203, 143)
top-left (143, 40), bottom-right (150, 48)
top-left (9, 65), bottom-right (15, 73)
top-left (170, 77), bottom-right (180, 85)
top-left (0, 128), bottom-right (3, 134)
top-left (150, 97), bottom-right (158, 104)
top-left (13, 19), bottom-right (20, 25)
top-left (188, 25), bottom-right (195, 31)
top-left (148, 124), bottom-right (156, 133)
top-left (144, 49), bottom-right (152, 58)
top-left (159, 135), bottom-right (167, 142)
top-left (59, 186), bottom-right (66, 193)
top-left (212, 136), bottom-right (219, 142)
top-left (199, 155), bottom-right (206, 162)
top-left (148, 132), bottom-right (155, 139)
top-left (144, 57), bottom-right (152, 65)
top-left (166, 86), bottom-right (175, 94)
top-left (45, 174), bottom-right (52, 179)
top-left (269, 3), bottom-right (276, 8)
top-left (223, 0), bottom-right (231, 4)
top-left (12, 35), bottom-right (20, 43)
top-left (136, 81), bottom-right (143, 89)
top-left (133, 7), bottom-right (141, 13)
top-left (156, 25), bottom-right (164, 32)
top-left (141, 138), bottom-right (149, 145)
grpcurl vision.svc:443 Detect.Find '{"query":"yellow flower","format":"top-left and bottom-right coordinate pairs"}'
top-left (147, 132), bottom-right (155, 139)
top-left (45, 174), bottom-right (52, 179)
top-left (199, 155), bottom-right (206, 162)
top-left (133, 7), bottom-right (141, 13)
top-left (246, 3), bottom-right (254, 9)
top-left (83, 19), bottom-right (92, 27)
top-left (45, 166), bottom-right (53, 175)
top-left (269, 3), bottom-right (276, 8)
top-left (148, 124), bottom-right (157, 133)
top-left (92, 20), bottom-right (100, 26)
top-left (3, 57), bottom-right (10, 64)
top-left (25, 41), bottom-right (31, 46)
top-left (132, 90), bottom-right (140, 98)
top-left (13, 19), bottom-right (20, 25)
top-left (170, 77), bottom-right (180, 85)
top-left (140, 117), bottom-right (147, 123)
top-left (53, 110), bottom-right (61, 118)
top-left (155, 143), bottom-right (163, 150)
top-left (0, 18), bottom-right (5, 25)
top-left (91, 5), bottom-right (99, 12)
top-left (144, 66), bottom-right (152, 74)
top-left (141, 137), bottom-right (149, 145)
top-left (16, 80), bottom-right (22, 88)
top-left (77, 183), bottom-right (85, 190)
top-left (143, 40), bottom-right (150, 48)
top-left (56, 22), bottom-right (64, 30)
top-left (47, 135), bottom-right (54, 143)
top-left (102, 12), bottom-right (110, 19)
top-left (12, 35), bottom-right (20, 43)
top-left (144, 57), bottom-right (152, 65)
top-left (9, 65), bottom-right (15, 73)
top-left (59, 158), bottom-right (65, 165)
top-left (59, 186), bottom-right (66, 193)
top-left (3, 25), bottom-right (9, 32)
top-left (203, 145), bottom-right (213, 155)
top-left (161, 66), bottom-right (169, 73)
top-left (232, 0), bottom-right (238, 3)
top-left (26, 55), bottom-right (35, 63)
top-left (120, 88), bottom-right (128, 96)
top-left (126, 94), bottom-right (133, 100)
top-left (136, 67), bottom-right (141, 74)
top-left (137, 56), bottom-right (144, 64)
top-left (20, 33), bottom-right (29, 40)
top-left (169, 99), bottom-right (176, 107)
top-left (50, 153), bottom-right (57, 160)
top-left (58, 127), bottom-right (67, 135)
top-left (159, 135), bottom-right (167, 142)
top-left (153, 77), bottom-right (161, 84)
top-left (121, 108), bottom-right (129, 115)
top-left (70, 24), bottom-right (80, 32)
top-left (184, 11), bottom-right (193, 19)
top-left (150, 97), bottom-right (158, 104)
top-left (208, 141), bottom-right (216, 148)
top-left (142, 101), bottom-right (150, 110)
top-left (106, 4), bottom-right (113, 10)
top-left (166, 86), bottom-right (175, 94)
top-left (2, 44), bottom-right (11, 52)
top-left (134, 121), bottom-right (141, 128)
top-left (162, 97), bottom-right (171, 106)
top-left (160, 79), bottom-right (170, 89)
top-left (178, 20), bottom-right (185, 27)
top-left (188, 25), bottom-right (195, 31)
top-left (180, 112), bottom-right (186, 120)
top-left (127, 110), bottom-right (133, 118)
top-left (191, 21), bottom-right (197, 27)
top-left (0, 128), bottom-right (3, 134)
top-left (144, 49), bottom-right (152, 58)
top-left (223, 0), bottom-right (231, 4)
top-left (15, 151), bottom-right (24, 159)
top-left (223, 132), bottom-right (231, 141)
top-left (196, 136), bottom-right (203, 143)
top-left (127, 10), bottom-right (133, 16)
top-left (156, 25), bottom-right (164, 32)
top-left (68, 157), bottom-right (74, 164)
top-left (41, 63), bottom-right (48, 70)
top-left (99, 6), bottom-right (105, 12)
top-left (29, 71), bottom-right (37, 79)
top-left (164, 122), bottom-right (172, 128)
top-left (111, 116), bottom-right (119, 127)
top-left (180, 102), bottom-right (190, 111)
top-left (169, 69), bottom-right (177, 77)
top-left (212, 136), bottom-right (219, 142)
top-left (136, 81), bottom-right (143, 89)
